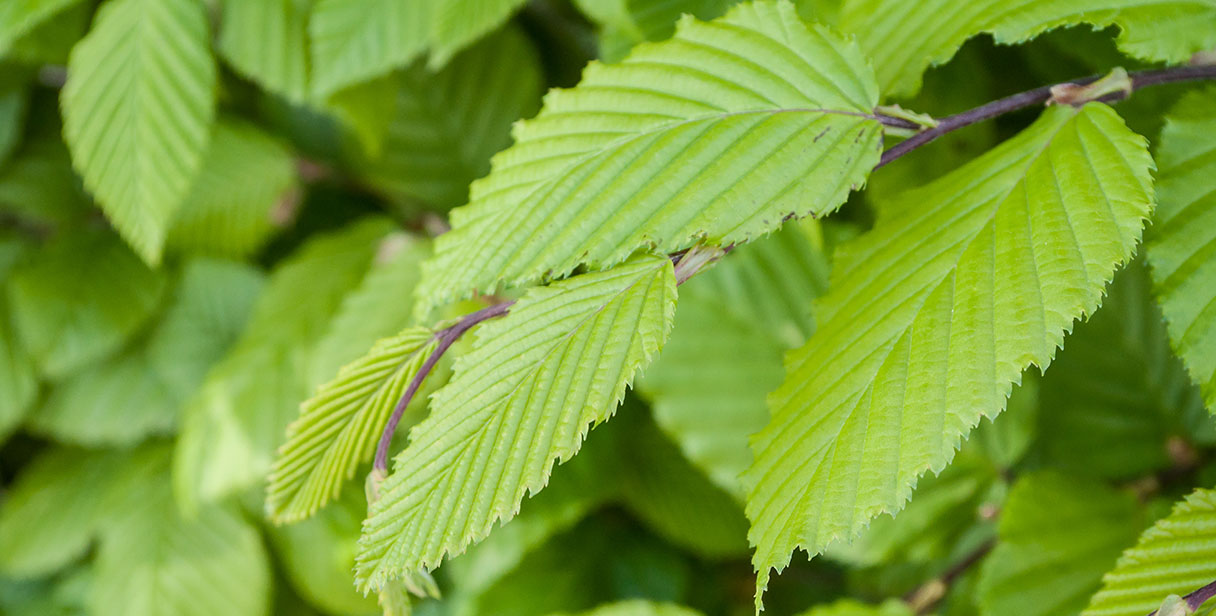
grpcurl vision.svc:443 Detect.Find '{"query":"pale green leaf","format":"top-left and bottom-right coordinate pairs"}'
top-left (1146, 87), bottom-right (1216, 413)
top-left (355, 27), bottom-right (542, 211)
top-left (309, 0), bottom-right (429, 99)
top-left (978, 472), bottom-right (1144, 616)
top-left (62, 0), bottom-right (216, 264)
top-left (166, 120), bottom-right (298, 259)
top-left (429, 0), bottom-right (528, 68)
top-left (7, 227), bottom-right (167, 378)
top-left (745, 103), bottom-right (1154, 603)
top-left (838, 0), bottom-right (1216, 98)
top-left (267, 327), bottom-right (438, 522)
top-left (356, 255), bottom-right (678, 590)
top-left (0, 448), bottom-right (124, 578)
top-left (416, 0), bottom-right (881, 312)
top-left (308, 233), bottom-right (430, 387)
top-left (1084, 488), bottom-right (1216, 616)
top-left (549, 600), bottom-right (705, 616)
top-left (794, 599), bottom-right (914, 616)
top-left (639, 223), bottom-right (827, 494)
top-left (217, 0), bottom-right (311, 102)
top-left (174, 218), bottom-right (392, 508)
top-left (0, 0), bottom-right (82, 56)
top-left (0, 239), bottom-right (36, 442)
top-left (92, 447), bottom-right (270, 616)
top-left (268, 488), bottom-right (380, 616)
top-left (1033, 260), bottom-right (1214, 478)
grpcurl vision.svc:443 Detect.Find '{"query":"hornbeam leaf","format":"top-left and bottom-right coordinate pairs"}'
top-left (1083, 488), bottom-right (1216, 616)
top-left (794, 599), bottom-right (914, 616)
top-left (745, 103), bottom-right (1154, 605)
top-left (356, 255), bottom-right (678, 591)
top-left (1146, 88), bottom-right (1216, 413)
top-left (61, 0), bottom-right (216, 264)
top-left (639, 223), bottom-right (827, 495)
top-left (429, 0), bottom-right (529, 68)
top-left (309, 0), bottom-right (429, 99)
top-left (266, 327), bottom-right (439, 522)
top-left (551, 601), bottom-right (706, 616)
top-left (416, 0), bottom-right (881, 313)
top-left (217, 0), bottom-right (310, 103)
top-left (978, 472), bottom-right (1144, 616)
top-left (838, 0), bottom-right (1216, 98)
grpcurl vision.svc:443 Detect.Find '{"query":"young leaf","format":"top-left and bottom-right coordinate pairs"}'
top-left (91, 447), bottom-right (270, 616)
top-left (0, 0), bottom-right (83, 56)
top-left (639, 223), bottom-right (827, 494)
top-left (0, 448), bottom-right (124, 578)
top-left (354, 27), bottom-right (543, 211)
top-left (978, 472), bottom-right (1144, 616)
top-left (416, 0), bottom-right (881, 312)
top-left (174, 219), bottom-right (393, 508)
top-left (267, 326), bottom-right (438, 522)
top-left (838, 0), bottom-right (1216, 98)
top-left (166, 120), bottom-right (298, 259)
top-left (745, 103), bottom-right (1154, 604)
top-left (1145, 88), bottom-right (1216, 413)
top-left (429, 0), bottom-right (529, 67)
top-left (309, 0), bottom-right (429, 99)
top-left (1083, 488), bottom-right (1216, 616)
top-left (356, 255), bottom-right (678, 591)
top-left (217, 0), bottom-right (310, 103)
top-left (7, 227), bottom-right (167, 378)
top-left (61, 0), bottom-right (216, 264)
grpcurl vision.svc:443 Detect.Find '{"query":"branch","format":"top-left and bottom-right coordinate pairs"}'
top-left (878, 64), bottom-right (1216, 169)
top-left (904, 540), bottom-right (995, 614)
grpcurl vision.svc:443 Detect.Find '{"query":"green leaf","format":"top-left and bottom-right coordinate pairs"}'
top-left (354, 27), bottom-right (542, 211)
top-left (217, 0), bottom-right (311, 103)
top-left (416, 0), bottom-right (881, 312)
top-left (174, 218), bottom-right (392, 508)
top-left (0, 72), bottom-right (29, 168)
top-left (1083, 488), bottom-right (1216, 616)
top-left (794, 599), bottom-right (914, 616)
top-left (356, 255), bottom-right (678, 591)
top-left (0, 447), bottom-right (124, 578)
top-left (309, 0), bottom-right (429, 99)
top-left (639, 222), bottom-right (827, 494)
top-left (0, 239), bottom-right (36, 442)
top-left (267, 326), bottom-right (438, 522)
top-left (1032, 260), bottom-right (1214, 479)
top-left (61, 0), bottom-right (216, 264)
top-left (745, 103), bottom-right (1154, 604)
top-left (978, 472), bottom-right (1144, 616)
top-left (3, 0), bottom-right (88, 65)
top-left (429, 0), bottom-right (529, 67)
top-left (0, 0), bottom-right (82, 56)
top-left (549, 600), bottom-right (705, 616)
top-left (1146, 87), bottom-right (1216, 413)
top-left (166, 120), bottom-right (298, 259)
top-left (308, 233), bottom-right (431, 387)
top-left (91, 447), bottom-right (270, 616)
top-left (0, 117), bottom-right (91, 226)
top-left (7, 227), bottom-right (167, 378)
top-left (838, 0), bottom-right (1216, 98)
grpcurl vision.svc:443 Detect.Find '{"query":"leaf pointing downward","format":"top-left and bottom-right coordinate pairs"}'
top-left (745, 103), bottom-right (1154, 607)
top-left (356, 255), bottom-right (677, 591)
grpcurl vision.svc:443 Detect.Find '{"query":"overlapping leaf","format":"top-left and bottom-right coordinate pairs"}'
top-left (1083, 488), bottom-right (1216, 616)
top-left (552, 601), bottom-right (706, 616)
top-left (1146, 88), bottom-right (1216, 413)
top-left (838, 0), bottom-right (1216, 98)
top-left (639, 223), bottom-right (827, 494)
top-left (745, 103), bottom-right (1154, 605)
top-left (0, 0), bottom-right (82, 56)
top-left (356, 255), bottom-right (677, 590)
top-left (174, 219), bottom-right (393, 508)
top-left (355, 27), bottom-right (542, 211)
top-left (978, 472), bottom-right (1144, 616)
top-left (217, 0), bottom-right (311, 103)
top-left (794, 599), bottom-right (914, 616)
top-left (61, 0), bottom-right (216, 264)
top-left (0, 237), bottom-right (35, 442)
top-left (416, 0), bottom-right (881, 312)
top-left (309, 0), bottom-right (429, 99)
top-left (166, 120), bottom-right (298, 259)
top-left (429, 0), bottom-right (529, 67)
